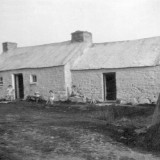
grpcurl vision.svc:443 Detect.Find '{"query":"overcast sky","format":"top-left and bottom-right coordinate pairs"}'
top-left (0, 0), bottom-right (160, 52)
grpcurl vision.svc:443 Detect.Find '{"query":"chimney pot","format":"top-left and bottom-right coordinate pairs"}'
top-left (71, 31), bottom-right (92, 44)
top-left (2, 42), bottom-right (17, 52)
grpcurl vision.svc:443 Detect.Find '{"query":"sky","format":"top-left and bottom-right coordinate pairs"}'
top-left (0, 0), bottom-right (160, 52)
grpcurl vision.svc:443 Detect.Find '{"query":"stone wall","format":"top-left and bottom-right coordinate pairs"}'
top-left (64, 63), bottom-right (72, 97)
top-left (1, 65), bottom-right (160, 104)
top-left (0, 66), bottom-right (66, 100)
top-left (71, 70), bottom-right (103, 101)
top-left (72, 66), bottom-right (160, 104)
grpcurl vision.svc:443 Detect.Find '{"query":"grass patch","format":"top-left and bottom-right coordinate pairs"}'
top-left (0, 101), bottom-right (158, 160)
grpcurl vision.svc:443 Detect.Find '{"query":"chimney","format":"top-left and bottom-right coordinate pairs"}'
top-left (71, 31), bottom-right (92, 44)
top-left (2, 42), bottom-right (17, 52)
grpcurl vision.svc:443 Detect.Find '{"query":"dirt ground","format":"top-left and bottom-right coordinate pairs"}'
top-left (0, 101), bottom-right (159, 160)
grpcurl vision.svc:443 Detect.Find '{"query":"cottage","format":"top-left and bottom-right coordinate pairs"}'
top-left (0, 31), bottom-right (160, 104)
top-left (0, 31), bottom-right (91, 100)
top-left (72, 35), bottom-right (160, 104)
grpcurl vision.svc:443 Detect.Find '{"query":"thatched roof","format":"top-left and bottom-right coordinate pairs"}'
top-left (1, 35), bottom-right (160, 72)
top-left (0, 41), bottom-right (86, 71)
top-left (72, 36), bottom-right (160, 70)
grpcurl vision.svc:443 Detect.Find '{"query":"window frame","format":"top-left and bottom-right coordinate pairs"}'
top-left (0, 77), bottom-right (3, 86)
top-left (30, 75), bottom-right (37, 84)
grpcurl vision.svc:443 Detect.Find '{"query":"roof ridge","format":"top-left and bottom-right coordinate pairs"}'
top-left (16, 40), bottom-right (71, 50)
top-left (93, 36), bottom-right (160, 45)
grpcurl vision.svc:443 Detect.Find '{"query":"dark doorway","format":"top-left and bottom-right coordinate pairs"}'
top-left (104, 73), bottom-right (116, 101)
top-left (15, 74), bottom-right (24, 99)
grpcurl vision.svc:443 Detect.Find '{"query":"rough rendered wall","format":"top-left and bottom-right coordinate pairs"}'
top-left (0, 66), bottom-right (65, 100)
top-left (72, 66), bottom-right (160, 103)
top-left (116, 67), bottom-right (157, 103)
top-left (64, 63), bottom-right (72, 97)
top-left (71, 70), bottom-right (103, 101)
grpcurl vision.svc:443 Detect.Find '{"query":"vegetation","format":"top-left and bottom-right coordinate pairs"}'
top-left (0, 101), bottom-right (159, 160)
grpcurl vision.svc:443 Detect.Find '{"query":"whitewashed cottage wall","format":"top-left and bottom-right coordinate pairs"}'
top-left (72, 66), bottom-right (160, 103)
top-left (0, 66), bottom-right (66, 100)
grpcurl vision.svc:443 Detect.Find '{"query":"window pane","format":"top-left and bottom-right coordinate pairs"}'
top-left (0, 77), bottom-right (3, 85)
top-left (32, 75), bottom-right (37, 82)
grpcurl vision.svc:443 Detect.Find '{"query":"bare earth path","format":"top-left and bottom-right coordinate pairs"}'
top-left (0, 102), bottom-right (159, 160)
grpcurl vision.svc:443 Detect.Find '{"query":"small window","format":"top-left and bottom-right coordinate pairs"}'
top-left (30, 75), bottom-right (37, 83)
top-left (0, 77), bottom-right (3, 86)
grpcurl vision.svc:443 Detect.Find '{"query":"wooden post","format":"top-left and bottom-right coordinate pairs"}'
top-left (151, 93), bottom-right (160, 126)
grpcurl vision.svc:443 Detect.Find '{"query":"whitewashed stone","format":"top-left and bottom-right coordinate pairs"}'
top-left (130, 98), bottom-right (138, 105)
top-left (120, 100), bottom-right (127, 105)
top-left (138, 97), bottom-right (150, 104)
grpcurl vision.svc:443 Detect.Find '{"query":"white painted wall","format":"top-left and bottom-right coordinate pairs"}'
top-left (0, 66), bottom-right (66, 100)
top-left (72, 66), bottom-right (160, 103)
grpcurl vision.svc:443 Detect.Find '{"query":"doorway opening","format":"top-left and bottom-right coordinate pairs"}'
top-left (104, 73), bottom-right (116, 101)
top-left (14, 74), bottom-right (24, 99)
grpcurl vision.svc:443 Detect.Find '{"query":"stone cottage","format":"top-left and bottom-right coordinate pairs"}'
top-left (0, 30), bottom-right (160, 104)
top-left (0, 31), bottom-right (91, 100)
top-left (71, 35), bottom-right (160, 104)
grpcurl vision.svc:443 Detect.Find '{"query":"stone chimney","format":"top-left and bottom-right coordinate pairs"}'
top-left (71, 31), bottom-right (92, 44)
top-left (2, 42), bottom-right (17, 52)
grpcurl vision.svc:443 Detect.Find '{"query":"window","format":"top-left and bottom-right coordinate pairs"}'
top-left (0, 77), bottom-right (3, 86)
top-left (30, 75), bottom-right (37, 83)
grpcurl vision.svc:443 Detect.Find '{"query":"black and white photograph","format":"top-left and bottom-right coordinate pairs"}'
top-left (0, 0), bottom-right (160, 159)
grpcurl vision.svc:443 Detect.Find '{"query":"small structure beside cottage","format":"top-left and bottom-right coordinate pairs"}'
top-left (0, 30), bottom-right (160, 104)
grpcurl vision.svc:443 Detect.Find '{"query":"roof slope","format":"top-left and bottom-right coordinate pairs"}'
top-left (1, 36), bottom-right (160, 71)
top-left (0, 41), bottom-right (86, 71)
top-left (72, 36), bottom-right (160, 70)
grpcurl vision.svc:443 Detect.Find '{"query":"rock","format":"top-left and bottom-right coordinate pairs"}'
top-left (120, 100), bottom-right (127, 105)
top-left (138, 97), bottom-right (150, 104)
top-left (150, 96), bottom-right (157, 104)
top-left (135, 127), bottom-right (147, 135)
top-left (130, 98), bottom-right (138, 105)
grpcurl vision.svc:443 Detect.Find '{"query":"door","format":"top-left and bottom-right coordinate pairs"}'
top-left (104, 73), bottom-right (116, 101)
top-left (15, 74), bottom-right (24, 99)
